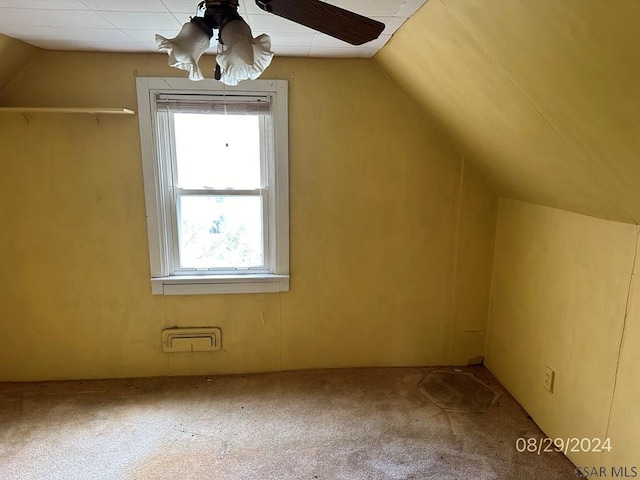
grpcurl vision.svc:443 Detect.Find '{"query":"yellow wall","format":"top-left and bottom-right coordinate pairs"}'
top-left (0, 34), bottom-right (40, 93)
top-left (604, 237), bottom-right (640, 468)
top-left (376, 0), bottom-right (640, 224)
top-left (379, 0), bottom-right (640, 468)
top-left (450, 161), bottom-right (497, 364)
top-left (486, 198), bottom-right (639, 467)
top-left (0, 51), bottom-right (497, 381)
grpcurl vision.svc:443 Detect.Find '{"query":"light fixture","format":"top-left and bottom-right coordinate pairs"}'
top-left (215, 19), bottom-right (273, 86)
top-left (157, 0), bottom-right (273, 85)
top-left (156, 18), bottom-right (212, 81)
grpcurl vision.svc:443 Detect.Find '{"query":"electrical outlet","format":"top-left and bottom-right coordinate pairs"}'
top-left (543, 366), bottom-right (555, 393)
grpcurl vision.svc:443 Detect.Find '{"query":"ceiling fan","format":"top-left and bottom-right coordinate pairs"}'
top-left (156, 0), bottom-right (385, 85)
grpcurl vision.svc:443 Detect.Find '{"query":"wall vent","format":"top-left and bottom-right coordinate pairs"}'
top-left (162, 327), bottom-right (222, 353)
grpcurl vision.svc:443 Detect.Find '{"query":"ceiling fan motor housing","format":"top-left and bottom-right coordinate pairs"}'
top-left (255, 0), bottom-right (273, 13)
top-left (200, 0), bottom-right (242, 33)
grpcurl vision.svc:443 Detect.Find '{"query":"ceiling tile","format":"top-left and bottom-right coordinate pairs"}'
top-left (312, 33), bottom-right (390, 49)
top-left (59, 27), bottom-right (135, 42)
top-left (170, 12), bottom-right (196, 24)
top-left (0, 26), bottom-right (60, 40)
top-left (124, 28), bottom-right (176, 43)
top-left (242, 0), bottom-right (265, 15)
top-left (372, 16), bottom-right (406, 35)
top-left (395, 0), bottom-right (428, 18)
top-left (0, 0), bottom-right (88, 10)
top-left (86, 41), bottom-right (153, 52)
top-left (246, 14), bottom-right (315, 34)
top-left (0, 9), bottom-right (46, 27)
top-left (267, 32), bottom-right (314, 47)
top-left (160, 0), bottom-right (205, 14)
top-left (311, 33), bottom-right (354, 48)
top-left (0, 0), bottom-right (427, 57)
top-left (328, 0), bottom-right (407, 17)
top-left (26, 10), bottom-right (115, 28)
top-left (80, 0), bottom-right (169, 12)
top-left (26, 38), bottom-right (96, 50)
top-left (272, 46), bottom-right (310, 57)
top-left (97, 11), bottom-right (180, 29)
top-left (364, 34), bottom-right (391, 49)
top-left (309, 47), bottom-right (365, 58)
top-left (142, 43), bottom-right (167, 51)
top-left (357, 47), bottom-right (378, 59)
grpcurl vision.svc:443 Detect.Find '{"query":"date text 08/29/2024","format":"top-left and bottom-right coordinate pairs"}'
top-left (515, 438), bottom-right (637, 478)
top-left (515, 437), bottom-right (612, 456)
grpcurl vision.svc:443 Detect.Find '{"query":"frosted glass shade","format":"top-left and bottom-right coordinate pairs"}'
top-left (157, 21), bottom-right (211, 81)
top-left (216, 19), bottom-right (273, 86)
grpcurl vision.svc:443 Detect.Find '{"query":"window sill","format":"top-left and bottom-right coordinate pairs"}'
top-left (151, 274), bottom-right (290, 295)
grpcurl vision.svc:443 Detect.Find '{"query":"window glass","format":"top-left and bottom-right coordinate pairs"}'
top-left (173, 113), bottom-right (261, 189)
top-left (177, 195), bottom-right (264, 269)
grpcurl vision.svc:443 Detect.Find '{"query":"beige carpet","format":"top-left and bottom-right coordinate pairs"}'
top-left (0, 367), bottom-right (575, 479)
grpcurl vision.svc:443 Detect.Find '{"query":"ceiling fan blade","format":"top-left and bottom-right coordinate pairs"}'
top-left (255, 0), bottom-right (385, 46)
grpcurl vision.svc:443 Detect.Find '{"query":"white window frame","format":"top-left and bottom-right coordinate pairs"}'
top-left (136, 77), bottom-right (289, 295)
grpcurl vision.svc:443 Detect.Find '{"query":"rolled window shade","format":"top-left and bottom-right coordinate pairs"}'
top-left (155, 94), bottom-right (271, 115)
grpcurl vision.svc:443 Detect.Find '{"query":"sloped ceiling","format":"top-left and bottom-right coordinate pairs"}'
top-left (0, 34), bottom-right (40, 92)
top-left (376, 0), bottom-right (640, 224)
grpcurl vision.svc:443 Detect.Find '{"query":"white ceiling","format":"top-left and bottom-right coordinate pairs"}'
top-left (0, 0), bottom-right (426, 58)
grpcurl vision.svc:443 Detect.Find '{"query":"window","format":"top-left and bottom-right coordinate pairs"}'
top-left (136, 77), bottom-right (289, 295)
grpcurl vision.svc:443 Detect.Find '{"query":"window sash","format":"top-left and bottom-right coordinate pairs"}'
top-left (173, 192), bottom-right (270, 275)
top-left (158, 106), bottom-right (272, 275)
